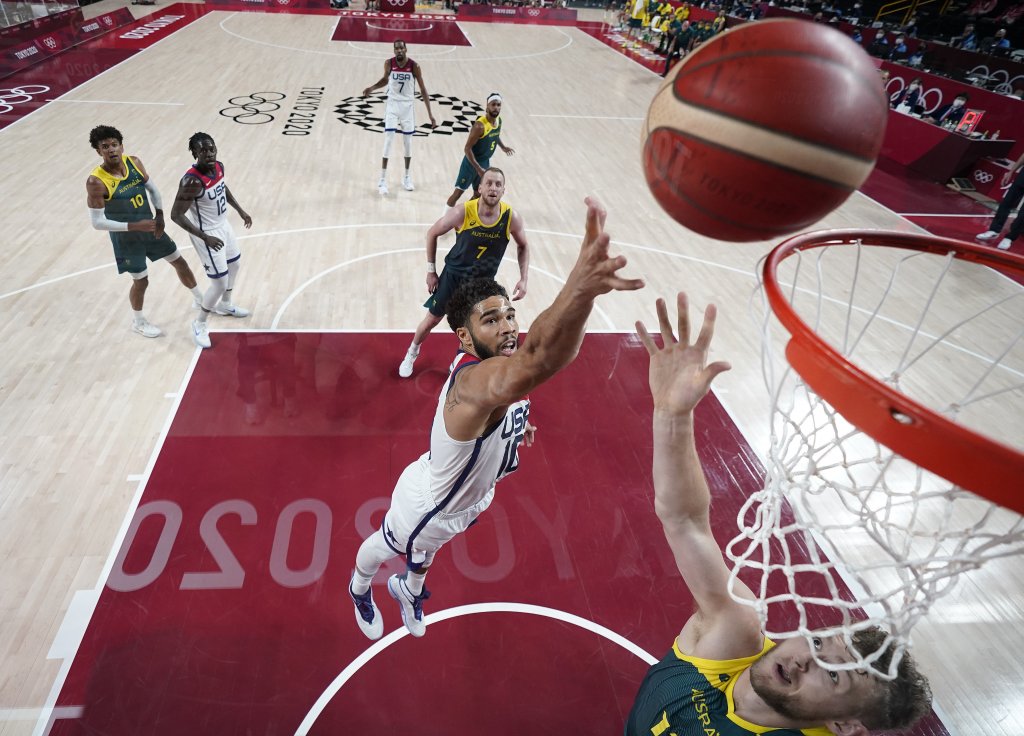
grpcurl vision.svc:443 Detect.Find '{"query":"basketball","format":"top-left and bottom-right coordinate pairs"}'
top-left (642, 19), bottom-right (888, 242)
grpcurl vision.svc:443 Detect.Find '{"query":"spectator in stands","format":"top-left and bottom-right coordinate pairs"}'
top-left (851, 28), bottom-right (863, 43)
top-left (712, 9), bottom-right (726, 32)
top-left (869, 29), bottom-right (890, 57)
top-left (892, 77), bottom-right (924, 113)
top-left (951, 23), bottom-right (978, 50)
top-left (983, 28), bottom-right (1013, 54)
top-left (899, 13), bottom-right (919, 37)
top-left (908, 42), bottom-right (927, 67)
top-left (889, 34), bottom-right (909, 60)
top-left (662, 19), bottom-right (694, 76)
top-left (927, 92), bottom-right (970, 126)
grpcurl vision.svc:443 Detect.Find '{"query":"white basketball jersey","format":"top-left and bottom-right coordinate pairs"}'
top-left (387, 57), bottom-right (416, 103)
top-left (183, 161), bottom-right (228, 231)
top-left (425, 351), bottom-right (530, 514)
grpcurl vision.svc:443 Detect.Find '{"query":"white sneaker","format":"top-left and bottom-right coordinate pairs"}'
top-left (191, 319), bottom-right (212, 349)
top-left (398, 347), bottom-right (419, 378)
top-left (997, 237), bottom-right (1013, 250)
top-left (350, 576), bottom-right (384, 641)
top-left (402, 173), bottom-right (414, 191)
top-left (378, 177), bottom-right (388, 196)
top-left (131, 319), bottom-right (162, 338)
top-left (387, 573), bottom-right (430, 638)
top-left (214, 303), bottom-right (251, 318)
top-left (976, 230), bottom-right (1000, 240)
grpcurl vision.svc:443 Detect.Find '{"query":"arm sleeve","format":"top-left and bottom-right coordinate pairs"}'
top-left (89, 207), bottom-right (129, 232)
top-left (144, 179), bottom-right (163, 211)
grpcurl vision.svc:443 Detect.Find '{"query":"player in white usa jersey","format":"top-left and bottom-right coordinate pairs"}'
top-left (349, 197), bottom-right (646, 641)
top-left (362, 39), bottom-right (437, 195)
top-left (170, 132), bottom-right (253, 349)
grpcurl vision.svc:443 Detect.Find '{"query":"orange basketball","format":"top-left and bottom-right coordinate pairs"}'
top-left (642, 19), bottom-right (887, 242)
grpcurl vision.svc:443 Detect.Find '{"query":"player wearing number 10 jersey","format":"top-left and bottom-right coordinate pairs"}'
top-left (86, 124), bottom-right (203, 340)
top-left (170, 132), bottom-right (254, 349)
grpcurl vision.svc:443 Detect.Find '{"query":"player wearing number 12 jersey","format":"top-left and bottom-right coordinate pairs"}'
top-left (349, 197), bottom-right (645, 641)
top-left (170, 132), bottom-right (254, 349)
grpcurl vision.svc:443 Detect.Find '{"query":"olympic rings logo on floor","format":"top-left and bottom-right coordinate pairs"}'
top-left (0, 85), bottom-right (50, 115)
top-left (974, 171), bottom-right (994, 184)
top-left (219, 92), bottom-right (286, 125)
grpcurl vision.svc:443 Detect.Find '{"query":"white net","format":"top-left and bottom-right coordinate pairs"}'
top-left (726, 234), bottom-right (1024, 679)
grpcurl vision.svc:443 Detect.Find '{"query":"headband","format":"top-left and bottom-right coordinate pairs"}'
top-left (487, 93), bottom-right (503, 104)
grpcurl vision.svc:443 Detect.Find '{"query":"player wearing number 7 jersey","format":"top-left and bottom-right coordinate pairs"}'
top-left (171, 132), bottom-right (253, 349)
top-left (87, 125), bottom-right (204, 340)
top-left (398, 167), bottom-right (529, 378)
top-left (350, 196), bottom-right (645, 641)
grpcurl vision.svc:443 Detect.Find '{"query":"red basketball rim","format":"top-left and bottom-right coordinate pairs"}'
top-left (762, 229), bottom-right (1024, 513)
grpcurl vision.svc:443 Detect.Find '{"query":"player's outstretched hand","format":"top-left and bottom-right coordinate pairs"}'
top-left (635, 293), bottom-right (731, 417)
top-left (567, 196), bottom-right (645, 298)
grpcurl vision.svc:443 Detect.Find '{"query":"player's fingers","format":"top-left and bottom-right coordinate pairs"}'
top-left (705, 361), bottom-right (732, 382)
top-left (694, 303), bottom-right (718, 352)
top-left (656, 297), bottom-right (676, 345)
top-left (635, 320), bottom-right (657, 355)
top-left (676, 292), bottom-right (690, 346)
top-left (611, 276), bottom-right (645, 292)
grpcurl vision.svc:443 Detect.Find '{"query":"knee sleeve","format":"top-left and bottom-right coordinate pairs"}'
top-left (382, 129), bottom-right (396, 159)
top-left (202, 279), bottom-right (227, 309)
top-left (227, 258), bottom-right (241, 292)
top-left (356, 529), bottom-right (398, 576)
top-left (403, 132), bottom-right (412, 157)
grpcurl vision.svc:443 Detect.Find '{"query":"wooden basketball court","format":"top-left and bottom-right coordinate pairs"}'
top-left (1, 3), bottom-right (1022, 734)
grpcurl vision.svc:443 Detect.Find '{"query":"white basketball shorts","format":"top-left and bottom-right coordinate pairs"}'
top-left (189, 222), bottom-right (239, 279)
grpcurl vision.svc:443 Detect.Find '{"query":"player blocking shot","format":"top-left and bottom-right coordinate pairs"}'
top-left (349, 197), bottom-right (644, 641)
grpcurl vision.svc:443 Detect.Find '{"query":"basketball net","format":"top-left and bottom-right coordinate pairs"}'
top-left (726, 231), bottom-right (1024, 680)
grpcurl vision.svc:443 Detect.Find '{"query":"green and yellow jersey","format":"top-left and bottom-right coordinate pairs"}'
top-left (626, 639), bottom-right (834, 736)
top-left (90, 156), bottom-right (153, 223)
top-left (470, 115), bottom-right (503, 163)
top-left (444, 198), bottom-right (513, 278)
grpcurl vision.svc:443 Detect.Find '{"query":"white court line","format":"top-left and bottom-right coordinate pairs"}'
top-left (218, 14), bottom-right (572, 61)
top-left (0, 707), bottom-right (82, 723)
top-left (896, 212), bottom-right (993, 218)
top-left (530, 113), bottom-right (643, 121)
top-left (44, 99), bottom-right (185, 106)
top-left (293, 602), bottom-right (658, 735)
top-left (270, 242), bottom-right (615, 329)
top-left (33, 350), bottom-right (203, 736)
top-left (0, 11), bottom-right (218, 137)
top-left (0, 264), bottom-right (113, 301)
top-left (366, 21), bottom-right (433, 31)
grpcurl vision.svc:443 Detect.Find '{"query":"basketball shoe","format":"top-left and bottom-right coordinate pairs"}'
top-left (388, 573), bottom-right (430, 637)
top-left (349, 575), bottom-right (383, 641)
top-left (976, 230), bottom-right (999, 240)
top-left (131, 319), bottom-right (161, 338)
top-left (214, 303), bottom-right (251, 317)
top-left (378, 177), bottom-right (389, 196)
top-left (402, 173), bottom-right (415, 191)
top-left (191, 319), bottom-right (211, 349)
top-left (398, 345), bottom-right (419, 378)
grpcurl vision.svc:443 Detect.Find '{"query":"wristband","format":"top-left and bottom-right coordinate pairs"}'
top-left (427, 262), bottom-right (436, 274)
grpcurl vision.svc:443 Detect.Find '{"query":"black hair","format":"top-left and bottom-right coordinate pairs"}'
top-left (89, 125), bottom-right (122, 149)
top-left (446, 278), bottom-right (510, 332)
top-left (188, 131), bottom-right (215, 156)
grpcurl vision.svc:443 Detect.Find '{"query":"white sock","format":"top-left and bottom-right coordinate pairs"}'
top-left (408, 341), bottom-right (420, 356)
top-left (351, 567), bottom-right (374, 595)
top-left (405, 571), bottom-right (426, 596)
top-left (380, 168), bottom-right (387, 180)
top-left (190, 286), bottom-right (203, 300)
top-left (197, 310), bottom-right (209, 323)
top-left (132, 309), bottom-right (145, 324)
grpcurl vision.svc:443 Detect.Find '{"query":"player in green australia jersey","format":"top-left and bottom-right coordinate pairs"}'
top-left (446, 93), bottom-right (515, 208)
top-left (86, 125), bottom-right (202, 339)
top-left (400, 168), bottom-right (529, 378)
top-left (626, 294), bottom-right (933, 736)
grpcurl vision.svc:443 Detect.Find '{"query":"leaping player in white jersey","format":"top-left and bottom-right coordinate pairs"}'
top-left (362, 38), bottom-right (437, 196)
top-left (170, 132), bottom-right (253, 349)
top-left (349, 197), bottom-right (645, 640)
